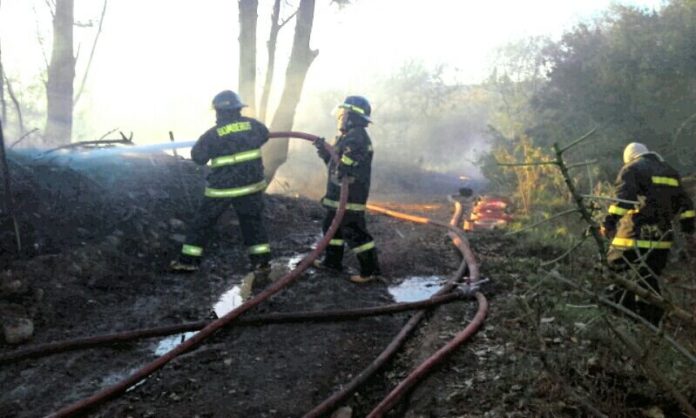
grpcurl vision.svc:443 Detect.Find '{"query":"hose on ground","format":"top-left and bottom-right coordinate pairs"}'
top-left (366, 292), bottom-right (488, 417)
top-left (365, 203), bottom-right (489, 418)
top-left (304, 200), bottom-right (477, 417)
top-left (47, 131), bottom-right (346, 418)
top-left (0, 292), bottom-right (468, 365)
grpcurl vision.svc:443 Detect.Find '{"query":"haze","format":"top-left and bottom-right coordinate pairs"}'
top-left (0, 0), bottom-right (663, 143)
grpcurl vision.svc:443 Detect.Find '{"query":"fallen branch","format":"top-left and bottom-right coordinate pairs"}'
top-left (540, 235), bottom-right (587, 266)
top-left (605, 319), bottom-right (696, 417)
top-left (548, 270), bottom-right (696, 365)
top-left (8, 128), bottom-right (40, 149)
top-left (506, 208), bottom-right (579, 236)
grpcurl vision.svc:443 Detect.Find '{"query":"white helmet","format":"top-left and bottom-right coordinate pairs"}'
top-left (623, 142), bottom-right (649, 164)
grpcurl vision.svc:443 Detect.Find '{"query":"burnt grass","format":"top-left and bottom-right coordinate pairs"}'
top-left (1, 151), bottom-right (695, 417)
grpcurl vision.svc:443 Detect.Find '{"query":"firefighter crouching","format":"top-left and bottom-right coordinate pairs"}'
top-left (313, 96), bottom-right (382, 283)
top-left (170, 90), bottom-right (272, 273)
top-left (601, 142), bottom-right (695, 323)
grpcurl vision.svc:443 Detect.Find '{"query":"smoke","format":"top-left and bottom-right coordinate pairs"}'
top-left (269, 63), bottom-right (494, 202)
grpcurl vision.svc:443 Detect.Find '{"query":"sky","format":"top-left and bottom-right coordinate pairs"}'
top-left (0, 0), bottom-right (665, 143)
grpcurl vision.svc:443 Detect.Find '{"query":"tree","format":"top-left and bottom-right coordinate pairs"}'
top-left (238, 0), bottom-right (258, 116)
top-left (258, 0), bottom-right (296, 122)
top-left (235, 0), bottom-right (318, 180)
top-left (264, 0), bottom-right (318, 179)
top-left (531, 1), bottom-right (696, 172)
top-left (0, 28), bottom-right (5, 123)
top-left (44, 0), bottom-right (75, 146)
top-left (0, 0), bottom-right (6, 122)
top-left (43, 0), bottom-right (108, 146)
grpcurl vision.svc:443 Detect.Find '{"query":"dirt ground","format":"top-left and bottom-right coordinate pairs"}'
top-left (1, 149), bottom-right (694, 418)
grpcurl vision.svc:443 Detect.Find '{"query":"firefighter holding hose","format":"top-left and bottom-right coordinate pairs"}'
top-left (170, 90), bottom-right (272, 274)
top-left (313, 96), bottom-right (382, 283)
top-left (601, 142), bottom-right (695, 323)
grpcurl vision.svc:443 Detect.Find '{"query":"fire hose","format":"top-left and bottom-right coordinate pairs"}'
top-left (46, 132), bottom-right (346, 418)
top-left (0, 292), bottom-right (466, 365)
top-left (305, 200), bottom-right (488, 417)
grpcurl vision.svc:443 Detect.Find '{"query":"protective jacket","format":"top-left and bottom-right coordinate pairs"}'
top-left (191, 114), bottom-right (269, 196)
top-left (603, 153), bottom-right (695, 249)
top-left (320, 126), bottom-right (374, 211)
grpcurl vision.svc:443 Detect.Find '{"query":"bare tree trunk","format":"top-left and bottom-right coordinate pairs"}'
top-left (0, 0), bottom-right (5, 122)
top-left (44, 0), bottom-right (75, 147)
top-left (238, 0), bottom-right (257, 115)
top-left (0, 38), bottom-right (5, 123)
top-left (4, 77), bottom-right (24, 136)
top-left (259, 0), bottom-right (284, 123)
top-left (73, 0), bottom-right (108, 106)
top-left (265, 0), bottom-right (318, 180)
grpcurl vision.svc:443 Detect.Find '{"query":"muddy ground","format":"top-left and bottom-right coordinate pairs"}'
top-left (1, 149), bottom-right (695, 418)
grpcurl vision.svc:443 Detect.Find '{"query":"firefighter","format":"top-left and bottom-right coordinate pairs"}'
top-left (601, 142), bottom-right (695, 323)
top-left (170, 90), bottom-right (272, 273)
top-left (313, 95), bottom-right (382, 283)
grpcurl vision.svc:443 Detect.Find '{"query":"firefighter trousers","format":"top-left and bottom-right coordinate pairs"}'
top-left (607, 247), bottom-right (669, 325)
top-left (179, 192), bottom-right (271, 269)
top-left (321, 209), bottom-right (381, 276)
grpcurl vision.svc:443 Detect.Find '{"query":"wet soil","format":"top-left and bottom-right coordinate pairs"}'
top-left (1, 151), bottom-right (694, 418)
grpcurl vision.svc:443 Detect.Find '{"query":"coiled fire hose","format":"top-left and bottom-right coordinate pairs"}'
top-left (305, 199), bottom-right (488, 417)
top-left (46, 132), bottom-right (346, 418)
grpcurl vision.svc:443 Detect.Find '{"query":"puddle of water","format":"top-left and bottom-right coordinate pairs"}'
top-left (388, 275), bottom-right (445, 302)
top-left (212, 276), bottom-right (252, 318)
top-left (153, 274), bottom-right (254, 356)
top-left (154, 331), bottom-right (197, 356)
top-left (285, 253), bottom-right (307, 271)
top-left (153, 251), bottom-right (309, 356)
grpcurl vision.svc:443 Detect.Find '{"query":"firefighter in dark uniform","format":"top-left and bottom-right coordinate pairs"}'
top-left (313, 96), bottom-right (382, 283)
top-left (170, 90), bottom-right (272, 272)
top-left (601, 142), bottom-right (695, 323)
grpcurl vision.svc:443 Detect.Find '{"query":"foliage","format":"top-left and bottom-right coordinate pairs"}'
top-left (531, 0), bottom-right (696, 174)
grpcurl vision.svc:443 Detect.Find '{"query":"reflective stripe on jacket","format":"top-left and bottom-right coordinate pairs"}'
top-left (603, 154), bottom-right (695, 245)
top-left (191, 115), bottom-right (269, 192)
top-left (322, 126), bottom-right (374, 206)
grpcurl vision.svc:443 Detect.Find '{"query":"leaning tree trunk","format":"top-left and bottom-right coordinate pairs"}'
top-left (238, 0), bottom-right (258, 115)
top-left (44, 0), bottom-right (75, 147)
top-left (264, 0), bottom-right (318, 180)
top-left (258, 0), bottom-right (283, 123)
top-left (0, 38), bottom-right (6, 123)
top-left (0, 0), bottom-right (6, 122)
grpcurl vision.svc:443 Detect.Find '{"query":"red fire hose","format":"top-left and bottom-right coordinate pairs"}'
top-left (304, 200), bottom-right (487, 417)
top-left (0, 292), bottom-right (467, 365)
top-left (47, 132), bottom-right (346, 418)
top-left (364, 203), bottom-right (488, 418)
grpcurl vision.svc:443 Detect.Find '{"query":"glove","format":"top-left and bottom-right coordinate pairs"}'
top-left (314, 137), bottom-right (330, 162)
top-left (313, 137), bottom-right (326, 149)
top-left (599, 225), bottom-right (615, 240)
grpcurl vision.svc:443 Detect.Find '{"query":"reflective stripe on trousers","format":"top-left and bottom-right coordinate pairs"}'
top-left (352, 241), bottom-right (375, 254)
top-left (321, 197), bottom-right (366, 211)
top-left (248, 243), bottom-right (271, 255)
top-left (182, 244), bottom-right (203, 257)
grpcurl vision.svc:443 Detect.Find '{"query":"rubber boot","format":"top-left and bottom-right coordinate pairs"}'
top-left (316, 244), bottom-right (344, 271)
top-left (170, 255), bottom-right (201, 273)
top-left (351, 249), bottom-right (381, 283)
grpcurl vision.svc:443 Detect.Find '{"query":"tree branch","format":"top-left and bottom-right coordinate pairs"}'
top-left (605, 320), bottom-right (696, 417)
top-left (74, 0), bottom-right (107, 106)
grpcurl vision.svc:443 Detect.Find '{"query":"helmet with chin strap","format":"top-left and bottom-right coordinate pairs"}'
top-left (212, 90), bottom-right (246, 111)
top-left (338, 96), bottom-right (372, 123)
